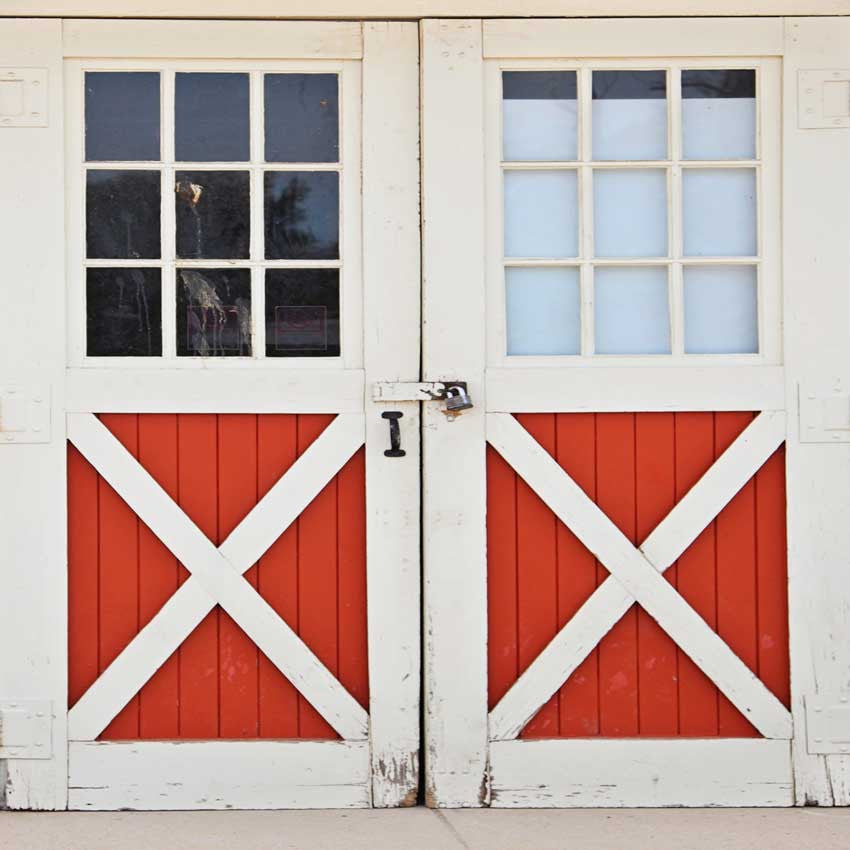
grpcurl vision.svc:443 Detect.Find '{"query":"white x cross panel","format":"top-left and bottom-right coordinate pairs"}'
top-left (67, 412), bottom-right (369, 742)
top-left (487, 411), bottom-right (793, 742)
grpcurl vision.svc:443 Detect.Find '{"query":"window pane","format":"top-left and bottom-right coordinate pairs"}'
top-left (265, 268), bottom-right (340, 357)
top-left (265, 73), bottom-right (339, 163)
top-left (87, 268), bottom-right (162, 356)
top-left (176, 268), bottom-right (251, 357)
top-left (86, 170), bottom-right (160, 259)
top-left (683, 168), bottom-right (756, 257)
top-left (684, 265), bottom-right (758, 354)
top-left (592, 70), bottom-right (667, 161)
top-left (264, 171), bottom-right (339, 260)
top-left (504, 170), bottom-right (578, 258)
top-left (506, 267), bottom-right (580, 355)
top-left (593, 169), bottom-right (667, 258)
top-left (175, 171), bottom-right (250, 260)
top-left (502, 71), bottom-right (578, 162)
top-left (682, 70), bottom-right (756, 161)
top-left (175, 73), bottom-right (250, 162)
top-left (85, 72), bottom-right (160, 162)
top-left (594, 266), bottom-right (670, 354)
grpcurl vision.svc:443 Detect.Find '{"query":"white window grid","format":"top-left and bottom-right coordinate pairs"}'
top-left (484, 57), bottom-right (782, 367)
top-left (65, 58), bottom-right (363, 369)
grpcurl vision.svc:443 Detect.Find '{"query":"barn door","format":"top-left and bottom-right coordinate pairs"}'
top-left (422, 17), bottom-right (803, 808)
top-left (0, 19), bottom-right (419, 810)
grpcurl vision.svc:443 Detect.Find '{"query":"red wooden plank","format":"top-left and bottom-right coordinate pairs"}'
top-left (99, 414), bottom-right (140, 739)
top-left (67, 445), bottom-right (100, 708)
top-left (715, 412), bottom-right (759, 737)
top-left (554, 413), bottom-right (600, 736)
top-left (635, 413), bottom-right (678, 735)
top-left (176, 414), bottom-right (220, 739)
top-left (516, 414), bottom-right (559, 738)
top-left (137, 414), bottom-right (181, 738)
top-left (296, 414), bottom-right (339, 739)
top-left (257, 414), bottom-right (300, 738)
top-left (756, 446), bottom-right (790, 707)
top-left (216, 414), bottom-right (260, 738)
top-left (595, 414), bottom-right (639, 737)
top-left (487, 446), bottom-right (518, 710)
top-left (674, 412), bottom-right (720, 736)
top-left (337, 446), bottom-right (369, 710)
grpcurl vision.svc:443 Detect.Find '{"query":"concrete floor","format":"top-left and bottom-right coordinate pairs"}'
top-left (1, 808), bottom-right (849, 850)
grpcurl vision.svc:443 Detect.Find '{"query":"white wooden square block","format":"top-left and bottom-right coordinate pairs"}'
top-left (805, 694), bottom-right (850, 755)
top-left (0, 700), bottom-right (52, 759)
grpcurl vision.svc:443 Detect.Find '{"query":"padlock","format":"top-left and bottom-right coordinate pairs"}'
top-left (444, 384), bottom-right (474, 414)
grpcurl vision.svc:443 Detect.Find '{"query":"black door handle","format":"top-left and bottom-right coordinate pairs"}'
top-left (382, 411), bottom-right (405, 457)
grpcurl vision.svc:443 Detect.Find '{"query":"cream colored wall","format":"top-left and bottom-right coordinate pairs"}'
top-left (1, 1), bottom-right (848, 18)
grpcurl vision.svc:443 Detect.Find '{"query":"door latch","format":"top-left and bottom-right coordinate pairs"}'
top-left (372, 380), bottom-right (474, 421)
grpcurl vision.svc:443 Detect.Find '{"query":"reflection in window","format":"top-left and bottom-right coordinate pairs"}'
top-left (265, 269), bottom-right (340, 357)
top-left (265, 74), bottom-right (339, 163)
top-left (176, 268), bottom-right (251, 357)
top-left (264, 171), bottom-right (339, 260)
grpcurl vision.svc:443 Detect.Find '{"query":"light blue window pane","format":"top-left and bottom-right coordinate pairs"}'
top-left (683, 168), bottom-right (757, 257)
top-left (684, 266), bottom-right (758, 354)
top-left (593, 169), bottom-right (668, 258)
top-left (506, 267), bottom-right (580, 355)
top-left (504, 170), bottom-right (579, 258)
top-left (682, 99), bottom-right (756, 161)
top-left (594, 266), bottom-right (670, 354)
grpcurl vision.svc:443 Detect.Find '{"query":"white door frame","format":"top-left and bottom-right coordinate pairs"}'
top-left (0, 19), bottom-right (421, 810)
top-left (422, 16), bottom-right (850, 807)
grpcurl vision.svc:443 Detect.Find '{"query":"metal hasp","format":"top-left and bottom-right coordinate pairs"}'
top-left (382, 411), bottom-right (405, 458)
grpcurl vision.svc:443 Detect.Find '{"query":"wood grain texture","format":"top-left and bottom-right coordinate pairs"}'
top-left (67, 414), bottom-right (368, 740)
top-left (486, 412), bottom-right (789, 738)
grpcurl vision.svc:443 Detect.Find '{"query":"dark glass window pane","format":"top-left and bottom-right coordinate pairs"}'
top-left (265, 73), bottom-right (339, 163)
top-left (175, 73), bottom-right (250, 162)
top-left (681, 69), bottom-right (756, 99)
top-left (265, 268), bottom-right (339, 357)
top-left (85, 72), bottom-right (160, 162)
top-left (175, 171), bottom-right (250, 259)
top-left (86, 170), bottom-right (160, 259)
top-left (87, 268), bottom-right (162, 356)
top-left (177, 268), bottom-right (251, 357)
top-left (264, 171), bottom-right (339, 260)
top-left (592, 70), bottom-right (667, 100)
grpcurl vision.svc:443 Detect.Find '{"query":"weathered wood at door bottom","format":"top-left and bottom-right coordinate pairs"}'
top-left (489, 739), bottom-right (793, 807)
top-left (68, 740), bottom-right (370, 810)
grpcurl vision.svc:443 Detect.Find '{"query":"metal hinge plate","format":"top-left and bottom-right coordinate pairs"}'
top-left (0, 700), bottom-right (52, 759)
top-left (0, 385), bottom-right (51, 444)
top-left (798, 69), bottom-right (850, 129)
top-left (0, 68), bottom-right (48, 128)
top-left (805, 694), bottom-right (850, 754)
top-left (799, 380), bottom-right (850, 443)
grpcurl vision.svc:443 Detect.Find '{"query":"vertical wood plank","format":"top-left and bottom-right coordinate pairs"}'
top-left (297, 414), bottom-right (339, 740)
top-left (635, 413), bottom-right (678, 735)
top-left (99, 414), bottom-right (140, 740)
top-left (137, 414), bottom-right (180, 739)
top-left (555, 413), bottom-right (600, 736)
top-left (675, 412), bottom-right (720, 736)
top-left (487, 447), bottom-right (518, 710)
top-left (715, 412), bottom-right (759, 737)
top-left (595, 414), bottom-right (639, 737)
top-left (257, 414), bottom-right (300, 738)
top-left (217, 414), bottom-right (260, 738)
top-left (516, 414), bottom-right (559, 738)
top-left (67, 446), bottom-right (100, 708)
top-left (176, 414), bottom-right (219, 739)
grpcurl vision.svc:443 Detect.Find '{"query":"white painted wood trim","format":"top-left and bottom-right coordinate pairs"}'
top-left (62, 19), bottom-right (363, 58)
top-left (486, 366), bottom-right (786, 413)
top-left (10, 1), bottom-right (850, 18)
top-left (489, 739), bottom-right (793, 807)
top-left (65, 369), bottom-right (366, 413)
top-left (0, 18), bottom-right (68, 811)
top-left (487, 412), bottom-right (793, 740)
top-left (68, 741), bottom-right (370, 810)
top-left (483, 17), bottom-right (785, 58)
top-left (489, 411), bottom-right (787, 740)
top-left (67, 412), bottom-right (368, 741)
top-left (362, 21), bottom-right (422, 808)
top-left (421, 19), bottom-right (490, 808)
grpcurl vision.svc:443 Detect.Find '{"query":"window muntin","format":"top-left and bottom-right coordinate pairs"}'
top-left (498, 62), bottom-right (768, 360)
top-left (78, 64), bottom-right (353, 363)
